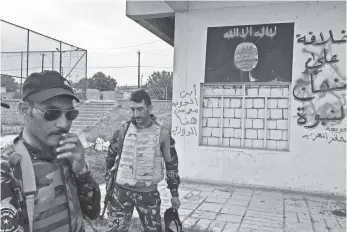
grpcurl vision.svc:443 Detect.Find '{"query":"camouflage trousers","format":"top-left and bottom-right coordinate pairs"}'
top-left (106, 184), bottom-right (162, 232)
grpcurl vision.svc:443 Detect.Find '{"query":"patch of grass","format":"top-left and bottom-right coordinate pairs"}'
top-left (156, 113), bottom-right (172, 131)
top-left (84, 149), bottom-right (107, 185)
top-left (83, 107), bottom-right (131, 142)
top-left (83, 106), bottom-right (172, 143)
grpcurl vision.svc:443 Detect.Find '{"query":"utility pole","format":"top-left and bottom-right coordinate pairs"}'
top-left (137, 50), bottom-right (140, 88)
top-left (141, 74), bottom-right (143, 87)
top-left (59, 42), bottom-right (62, 74)
top-left (52, 51), bottom-right (54, 70)
top-left (41, 53), bottom-right (45, 71)
top-left (165, 86), bottom-right (168, 100)
top-left (20, 52), bottom-right (23, 98)
top-left (26, 29), bottom-right (29, 77)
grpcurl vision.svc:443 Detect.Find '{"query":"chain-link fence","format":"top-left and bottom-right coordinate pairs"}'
top-left (1, 20), bottom-right (87, 99)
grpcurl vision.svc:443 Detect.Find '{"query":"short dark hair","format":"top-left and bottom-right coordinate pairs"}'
top-left (130, 89), bottom-right (152, 106)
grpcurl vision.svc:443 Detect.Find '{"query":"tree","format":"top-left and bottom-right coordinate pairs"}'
top-left (1, 74), bottom-right (18, 92)
top-left (89, 72), bottom-right (117, 91)
top-left (145, 70), bottom-right (173, 100)
top-left (73, 77), bottom-right (88, 90)
top-left (72, 72), bottom-right (117, 91)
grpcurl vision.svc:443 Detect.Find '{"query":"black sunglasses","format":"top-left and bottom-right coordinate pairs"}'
top-left (35, 107), bottom-right (79, 121)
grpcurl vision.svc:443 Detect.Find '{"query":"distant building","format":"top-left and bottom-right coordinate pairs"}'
top-left (1, 92), bottom-right (15, 100)
top-left (115, 85), bottom-right (155, 99)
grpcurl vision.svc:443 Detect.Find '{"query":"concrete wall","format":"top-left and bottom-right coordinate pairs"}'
top-left (86, 89), bottom-right (100, 100)
top-left (117, 99), bottom-right (172, 111)
top-left (101, 91), bottom-right (117, 100)
top-left (1, 100), bottom-right (84, 129)
top-left (173, 1), bottom-right (346, 194)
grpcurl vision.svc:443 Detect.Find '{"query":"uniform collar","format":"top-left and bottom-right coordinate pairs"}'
top-left (15, 131), bottom-right (57, 161)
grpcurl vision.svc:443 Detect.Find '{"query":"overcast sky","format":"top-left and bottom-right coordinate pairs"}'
top-left (1, 0), bottom-right (174, 86)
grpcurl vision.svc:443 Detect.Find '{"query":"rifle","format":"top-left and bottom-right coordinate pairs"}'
top-left (99, 166), bottom-right (117, 219)
top-left (99, 121), bottom-right (131, 219)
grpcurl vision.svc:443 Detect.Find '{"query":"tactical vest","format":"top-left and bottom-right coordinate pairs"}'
top-left (8, 144), bottom-right (85, 232)
top-left (116, 122), bottom-right (164, 187)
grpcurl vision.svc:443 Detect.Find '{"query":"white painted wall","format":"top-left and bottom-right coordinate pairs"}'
top-left (172, 1), bottom-right (346, 195)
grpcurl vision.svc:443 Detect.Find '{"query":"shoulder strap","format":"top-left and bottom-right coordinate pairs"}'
top-left (124, 121), bottom-right (131, 137)
top-left (13, 140), bottom-right (36, 232)
top-left (112, 120), bottom-right (131, 171)
top-left (118, 121), bottom-right (131, 160)
top-left (112, 120), bottom-right (132, 186)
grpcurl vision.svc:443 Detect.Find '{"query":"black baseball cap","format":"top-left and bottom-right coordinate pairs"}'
top-left (22, 70), bottom-right (79, 103)
top-left (1, 102), bottom-right (10, 108)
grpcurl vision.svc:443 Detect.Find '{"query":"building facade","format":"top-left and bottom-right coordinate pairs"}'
top-left (126, 1), bottom-right (346, 195)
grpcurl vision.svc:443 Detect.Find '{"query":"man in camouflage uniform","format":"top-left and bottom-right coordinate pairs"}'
top-left (105, 89), bottom-right (180, 232)
top-left (1, 71), bottom-right (101, 232)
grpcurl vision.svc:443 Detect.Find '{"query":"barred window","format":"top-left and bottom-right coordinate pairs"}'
top-left (200, 83), bottom-right (291, 151)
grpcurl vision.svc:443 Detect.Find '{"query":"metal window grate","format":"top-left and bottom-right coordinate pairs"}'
top-left (200, 83), bottom-right (291, 151)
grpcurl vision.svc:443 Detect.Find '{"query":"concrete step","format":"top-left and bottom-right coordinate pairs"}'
top-left (70, 128), bottom-right (88, 133)
top-left (79, 105), bottom-right (115, 109)
top-left (72, 121), bottom-right (99, 126)
top-left (87, 101), bottom-right (117, 104)
top-left (71, 125), bottom-right (90, 130)
top-left (78, 106), bottom-right (113, 110)
top-left (82, 101), bottom-right (116, 104)
top-left (78, 108), bottom-right (112, 112)
top-left (74, 117), bottom-right (101, 122)
top-left (69, 128), bottom-right (84, 133)
top-left (78, 113), bottom-right (105, 117)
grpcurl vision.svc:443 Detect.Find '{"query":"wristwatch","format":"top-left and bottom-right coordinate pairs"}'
top-left (73, 164), bottom-right (90, 181)
top-left (170, 188), bottom-right (179, 197)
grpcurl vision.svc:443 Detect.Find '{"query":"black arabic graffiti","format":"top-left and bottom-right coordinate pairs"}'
top-left (302, 132), bottom-right (346, 144)
top-left (174, 108), bottom-right (199, 115)
top-left (293, 72), bottom-right (346, 102)
top-left (172, 84), bottom-right (199, 136)
top-left (325, 127), bottom-right (346, 133)
top-left (173, 97), bottom-right (198, 114)
top-left (175, 115), bottom-right (197, 125)
top-left (310, 73), bottom-right (346, 93)
top-left (296, 30), bottom-right (346, 46)
top-left (296, 106), bottom-right (344, 129)
top-left (293, 32), bottom-right (346, 129)
top-left (173, 86), bottom-right (198, 110)
top-left (304, 48), bottom-right (339, 70)
top-left (172, 126), bottom-right (197, 137)
top-left (179, 85), bottom-right (197, 98)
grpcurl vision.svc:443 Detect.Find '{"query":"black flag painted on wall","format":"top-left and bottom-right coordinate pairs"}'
top-left (204, 23), bottom-right (295, 83)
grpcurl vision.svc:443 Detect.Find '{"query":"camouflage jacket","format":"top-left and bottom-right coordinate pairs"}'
top-left (105, 116), bottom-right (180, 197)
top-left (0, 135), bottom-right (101, 232)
